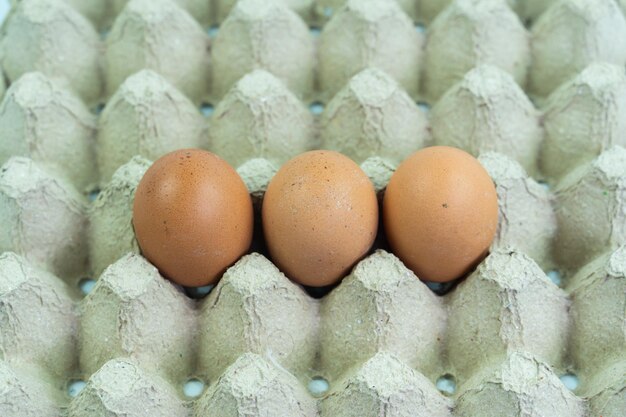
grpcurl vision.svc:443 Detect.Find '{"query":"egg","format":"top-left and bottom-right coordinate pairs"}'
top-left (132, 149), bottom-right (253, 287)
top-left (383, 146), bottom-right (498, 283)
top-left (262, 151), bottom-right (379, 287)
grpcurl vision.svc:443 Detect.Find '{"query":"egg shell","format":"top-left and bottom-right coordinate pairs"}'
top-left (383, 146), bottom-right (498, 282)
top-left (132, 149), bottom-right (253, 287)
top-left (262, 150), bottom-right (378, 287)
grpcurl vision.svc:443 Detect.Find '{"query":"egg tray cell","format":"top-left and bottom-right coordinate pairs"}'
top-left (0, 0), bottom-right (625, 416)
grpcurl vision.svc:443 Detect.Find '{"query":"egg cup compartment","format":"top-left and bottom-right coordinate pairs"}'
top-left (2, 150), bottom-right (624, 415)
top-left (1, 0), bottom-right (626, 416)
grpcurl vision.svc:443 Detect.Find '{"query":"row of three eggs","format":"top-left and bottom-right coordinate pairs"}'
top-left (133, 147), bottom-right (498, 289)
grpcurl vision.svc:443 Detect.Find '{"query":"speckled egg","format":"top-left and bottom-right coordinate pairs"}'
top-left (262, 151), bottom-right (379, 287)
top-left (132, 149), bottom-right (254, 287)
top-left (383, 146), bottom-right (498, 283)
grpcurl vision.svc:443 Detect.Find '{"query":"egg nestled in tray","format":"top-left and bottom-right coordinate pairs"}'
top-left (0, 0), bottom-right (625, 416)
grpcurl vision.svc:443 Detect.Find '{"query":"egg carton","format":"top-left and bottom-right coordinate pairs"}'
top-left (0, 0), bottom-right (625, 416)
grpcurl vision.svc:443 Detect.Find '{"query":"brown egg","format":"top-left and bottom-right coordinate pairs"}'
top-left (383, 146), bottom-right (498, 283)
top-left (132, 149), bottom-right (253, 287)
top-left (262, 151), bottom-right (379, 287)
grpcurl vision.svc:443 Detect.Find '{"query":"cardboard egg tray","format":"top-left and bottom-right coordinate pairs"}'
top-left (0, 0), bottom-right (625, 416)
